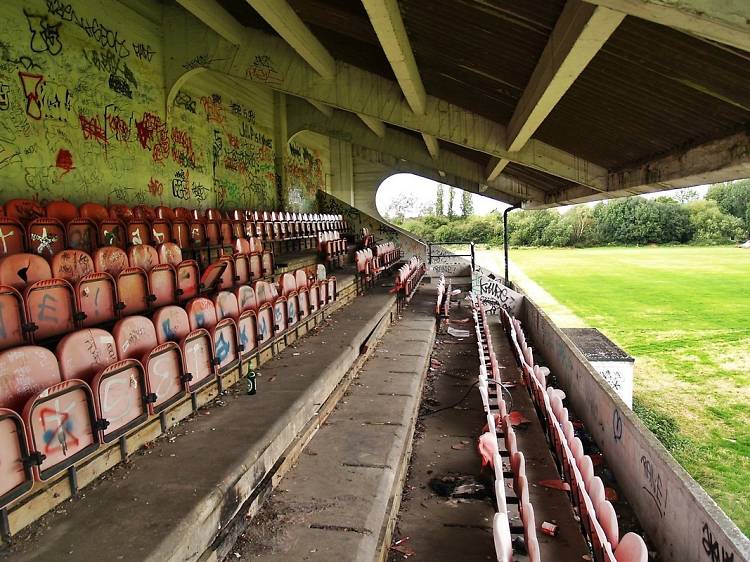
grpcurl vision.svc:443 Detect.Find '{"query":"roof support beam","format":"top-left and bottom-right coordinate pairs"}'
top-left (486, 157), bottom-right (510, 181)
top-left (422, 133), bottom-right (439, 159)
top-left (176, 0), bottom-right (247, 45)
top-left (356, 113), bottom-right (387, 138)
top-left (506, 1), bottom-right (624, 153)
top-left (361, 0), bottom-right (427, 115)
top-left (246, 0), bottom-right (336, 78)
top-left (308, 99), bottom-right (333, 117)
top-left (584, 0), bottom-right (750, 52)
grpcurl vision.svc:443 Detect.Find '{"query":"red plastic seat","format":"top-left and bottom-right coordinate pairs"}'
top-left (0, 254), bottom-right (52, 290)
top-left (615, 533), bottom-right (647, 562)
top-left (79, 203), bottom-right (110, 223)
top-left (186, 298), bottom-right (239, 375)
top-left (0, 285), bottom-right (27, 350)
top-left (51, 249), bottom-right (95, 284)
top-left (157, 242), bottom-right (183, 267)
top-left (25, 278), bottom-right (78, 341)
top-left (27, 218), bottom-right (66, 258)
top-left (150, 219), bottom-right (172, 246)
top-left (56, 328), bottom-right (148, 442)
top-left (279, 273), bottom-right (298, 327)
top-left (599, 500), bottom-right (620, 550)
top-left (23, 378), bottom-right (99, 481)
top-left (171, 219), bottom-right (191, 250)
top-left (117, 267), bottom-right (152, 316)
top-left (214, 291), bottom-right (240, 321)
top-left (108, 204), bottom-right (133, 222)
top-left (5, 200), bottom-right (44, 224)
top-left (118, 314), bottom-right (186, 413)
top-left (94, 246), bottom-right (129, 277)
top-left (0, 346), bottom-right (62, 413)
top-left (127, 220), bottom-right (152, 246)
top-left (76, 272), bottom-right (119, 327)
top-left (45, 200), bottom-right (78, 224)
top-left (234, 287), bottom-right (258, 358)
top-left (155, 206), bottom-right (176, 221)
top-left (235, 238), bottom-right (251, 254)
top-left (0, 408), bottom-right (34, 507)
top-left (132, 205), bottom-right (156, 221)
top-left (99, 219), bottom-right (127, 248)
top-left (217, 255), bottom-right (237, 290)
top-left (174, 207), bottom-right (191, 220)
top-left (128, 244), bottom-right (159, 272)
top-left (199, 260), bottom-right (227, 294)
top-left (66, 218), bottom-right (97, 255)
top-left (249, 253), bottom-right (262, 280)
top-left (0, 218), bottom-right (27, 257)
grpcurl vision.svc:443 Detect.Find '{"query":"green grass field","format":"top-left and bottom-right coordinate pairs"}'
top-left (504, 246), bottom-right (750, 535)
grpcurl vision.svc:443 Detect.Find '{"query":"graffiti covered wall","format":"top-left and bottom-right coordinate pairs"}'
top-left (286, 130), bottom-right (330, 213)
top-left (0, 0), bottom-right (324, 212)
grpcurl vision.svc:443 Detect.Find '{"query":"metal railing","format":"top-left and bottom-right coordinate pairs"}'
top-left (427, 241), bottom-right (475, 272)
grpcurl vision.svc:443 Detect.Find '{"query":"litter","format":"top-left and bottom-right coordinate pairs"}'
top-left (447, 327), bottom-right (470, 338)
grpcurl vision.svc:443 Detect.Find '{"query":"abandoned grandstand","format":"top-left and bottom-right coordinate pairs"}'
top-left (0, 0), bottom-right (749, 560)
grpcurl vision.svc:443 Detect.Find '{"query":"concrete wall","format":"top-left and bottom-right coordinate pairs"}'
top-left (518, 294), bottom-right (750, 562)
top-left (0, 0), bottom-right (327, 211)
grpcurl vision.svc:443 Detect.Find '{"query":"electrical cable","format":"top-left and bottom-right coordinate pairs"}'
top-left (423, 380), bottom-right (479, 416)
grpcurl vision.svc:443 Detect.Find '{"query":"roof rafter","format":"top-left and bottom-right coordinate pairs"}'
top-left (356, 113), bottom-right (387, 138)
top-left (246, 0), bottom-right (336, 78)
top-left (361, 0), bottom-right (427, 115)
top-left (422, 133), bottom-right (439, 160)
top-left (176, 0), bottom-right (246, 45)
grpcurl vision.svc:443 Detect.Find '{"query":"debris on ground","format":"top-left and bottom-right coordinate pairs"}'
top-left (447, 327), bottom-right (470, 338)
top-left (428, 475), bottom-right (491, 499)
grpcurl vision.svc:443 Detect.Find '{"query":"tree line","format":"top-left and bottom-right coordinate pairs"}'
top-left (387, 181), bottom-right (750, 247)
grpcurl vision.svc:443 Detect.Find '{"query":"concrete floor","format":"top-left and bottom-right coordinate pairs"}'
top-left (387, 296), bottom-right (590, 562)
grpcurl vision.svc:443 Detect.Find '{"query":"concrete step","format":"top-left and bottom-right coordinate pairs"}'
top-left (228, 288), bottom-right (437, 562)
top-left (3, 284), bottom-right (398, 562)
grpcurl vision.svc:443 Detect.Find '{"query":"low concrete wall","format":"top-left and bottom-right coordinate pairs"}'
top-left (519, 295), bottom-right (750, 562)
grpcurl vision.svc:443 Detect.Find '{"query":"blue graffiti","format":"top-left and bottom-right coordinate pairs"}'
top-left (240, 325), bottom-right (248, 348)
top-left (195, 312), bottom-right (205, 328)
top-left (258, 317), bottom-right (267, 338)
top-left (215, 332), bottom-right (229, 363)
top-left (161, 318), bottom-right (177, 341)
top-left (288, 301), bottom-right (295, 321)
top-left (274, 306), bottom-right (282, 324)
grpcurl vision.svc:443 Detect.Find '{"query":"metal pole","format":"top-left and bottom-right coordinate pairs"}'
top-left (503, 205), bottom-right (519, 283)
top-left (470, 242), bottom-right (475, 271)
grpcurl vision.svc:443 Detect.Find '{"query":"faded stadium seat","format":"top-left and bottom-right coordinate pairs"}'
top-left (199, 260), bottom-right (227, 296)
top-left (25, 278), bottom-right (79, 342)
top-left (0, 285), bottom-right (27, 350)
top-left (615, 533), bottom-right (648, 562)
top-left (51, 249), bottom-right (95, 285)
top-left (0, 253), bottom-right (52, 290)
top-left (0, 346), bottom-right (62, 413)
top-left (94, 246), bottom-right (130, 278)
top-left (0, 408), bottom-right (33, 507)
top-left (235, 286), bottom-right (258, 358)
top-left (45, 200), bottom-right (79, 224)
top-left (98, 219), bottom-right (127, 249)
top-left (108, 204), bottom-right (133, 222)
top-left (127, 220), bottom-right (152, 246)
top-left (56, 329), bottom-right (149, 442)
top-left (0, 218), bottom-right (27, 258)
top-left (23, 378), bottom-right (100, 481)
top-left (76, 272), bottom-right (119, 327)
top-left (180, 299), bottom-right (217, 391)
top-left (599, 500), bottom-right (620, 550)
top-left (5, 199), bottom-right (45, 224)
top-left (79, 202), bottom-right (110, 223)
top-left (295, 270), bottom-right (310, 320)
top-left (66, 218), bottom-right (97, 255)
top-left (129, 245), bottom-right (176, 308)
top-left (253, 281), bottom-right (274, 346)
top-left (157, 242), bottom-right (199, 303)
top-left (27, 218), bottom-right (66, 258)
top-left (150, 219), bottom-right (172, 246)
top-left (132, 205), bottom-right (156, 221)
top-left (186, 297), bottom-right (238, 376)
top-left (279, 273), bottom-right (299, 327)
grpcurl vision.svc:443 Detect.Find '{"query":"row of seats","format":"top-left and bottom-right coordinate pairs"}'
top-left (354, 243), bottom-right (401, 291)
top-left (0, 263), bottom-right (338, 509)
top-left (0, 241), bottom-right (275, 348)
top-left (0, 199), bottom-right (348, 260)
top-left (435, 274), bottom-right (451, 317)
top-left (471, 295), bottom-right (540, 562)
top-left (394, 257), bottom-right (425, 299)
top-left (500, 308), bottom-right (648, 562)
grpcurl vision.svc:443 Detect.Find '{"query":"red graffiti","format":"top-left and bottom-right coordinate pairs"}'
top-left (39, 407), bottom-right (80, 455)
top-left (171, 127), bottom-right (196, 168)
top-left (135, 111), bottom-right (169, 164)
top-left (18, 71), bottom-right (45, 120)
top-left (55, 148), bottom-right (74, 175)
top-left (79, 113), bottom-right (108, 145)
top-left (106, 113), bottom-right (130, 142)
top-left (200, 94), bottom-right (224, 124)
top-left (228, 134), bottom-right (240, 149)
top-left (147, 177), bottom-right (163, 197)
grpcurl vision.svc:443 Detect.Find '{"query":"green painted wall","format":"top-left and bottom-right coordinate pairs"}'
top-left (0, 0), bottom-right (328, 211)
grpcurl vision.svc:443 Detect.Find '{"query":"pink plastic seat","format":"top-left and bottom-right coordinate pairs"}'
top-left (0, 218), bottom-right (27, 258)
top-left (598, 500), bottom-right (620, 550)
top-left (157, 243), bottom-right (183, 267)
top-left (214, 291), bottom-right (240, 321)
top-left (0, 346), bottom-right (62, 413)
top-left (0, 285), bottom-right (27, 350)
top-left (66, 219), bottom-right (97, 255)
top-left (79, 202), bottom-right (109, 223)
top-left (199, 261), bottom-right (227, 294)
top-left (234, 253), bottom-right (251, 286)
top-left (76, 271), bottom-right (120, 327)
top-left (117, 267), bottom-right (153, 316)
top-left (187, 297), bottom-right (238, 375)
top-left (56, 329), bottom-right (148, 442)
top-left (94, 246), bottom-right (129, 277)
top-left (615, 533), bottom-right (648, 562)
top-left (589, 476), bottom-right (606, 507)
top-left (579, 455), bottom-right (595, 488)
top-left (127, 220), bottom-right (152, 247)
top-left (45, 200), bottom-right (78, 224)
top-left (128, 245), bottom-right (159, 272)
top-left (114, 314), bottom-right (185, 413)
top-left (150, 220), bottom-right (172, 246)
top-left (0, 408), bottom-right (33, 507)
top-left (25, 278), bottom-right (78, 341)
top-left (5, 200), bottom-right (45, 224)
top-left (23, 378), bottom-right (100, 481)
top-left (0, 253), bottom-right (52, 290)
top-left (51, 250), bottom-right (95, 285)
top-left (108, 204), bottom-right (133, 222)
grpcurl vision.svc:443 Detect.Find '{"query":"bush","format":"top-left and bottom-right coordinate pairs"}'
top-left (687, 200), bottom-right (745, 244)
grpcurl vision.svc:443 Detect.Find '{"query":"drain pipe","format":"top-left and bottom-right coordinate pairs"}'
top-left (503, 204), bottom-right (519, 283)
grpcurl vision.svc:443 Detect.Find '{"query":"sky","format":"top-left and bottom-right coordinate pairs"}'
top-left (375, 173), bottom-right (712, 218)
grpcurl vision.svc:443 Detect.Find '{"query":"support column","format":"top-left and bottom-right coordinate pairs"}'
top-left (273, 91), bottom-right (288, 208)
top-left (330, 138), bottom-right (354, 205)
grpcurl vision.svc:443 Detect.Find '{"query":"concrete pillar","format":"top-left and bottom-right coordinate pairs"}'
top-left (330, 138), bottom-right (354, 205)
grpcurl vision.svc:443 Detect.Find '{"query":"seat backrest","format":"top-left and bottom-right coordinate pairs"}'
top-left (113, 315), bottom-right (159, 359)
top-left (94, 246), bottom-right (129, 277)
top-left (51, 250), bottom-right (95, 284)
top-left (128, 245), bottom-right (159, 272)
top-left (316, 264), bottom-right (327, 281)
top-left (153, 306), bottom-right (191, 344)
top-left (254, 281), bottom-right (273, 306)
top-left (279, 273), bottom-right (296, 297)
top-left (0, 286), bottom-right (27, 350)
top-left (614, 533), bottom-right (647, 562)
top-left (108, 204), bottom-right (133, 222)
top-left (76, 272), bottom-right (118, 328)
top-left (236, 285), bottom-right (257, 312)
top-left (295, 269), bottom-right (308, 290)
top-left (0, 346), bottom-right (62, 412)
top-left (79, 202), bottom-right (110, 223)
top-left (25, 279), bottom-right (77, 341)
top-left (214, 291), bottom-right (240, 321)
top-left (5, 199), bottom-right (44, 224)
top-left (598, 500), bottom-right (619, 550)
top-left (66, 218), bottom-right (97, 255)
top-left (0, 407), bottom-right (33, 506)
top-left (186, 298), bottom-right (218, 331)
top-left (155, 206), bottom-right (176, 221)
top-left (132, 205), bottom-right (156, 220)
top-left (127, 220), bottom-right (152, 246)
top-left (156, 242), bottom-right (182, 267)
top-left (57, 328), bottom-right (118, 383)
top-left (174, 207), bottom-right (191, 220)
top-left (0, 218), bottom-right (27, 257)
top-left (28, 218), bottom-right (66, 257)
top-left (46, 200), bottom-right (78, 223)
top-left (235, 238), bottom-right (251, 254)
top-left (150, 220), bottom-right (172, 245)
top-left (0, 254), bottom-right (51, 290)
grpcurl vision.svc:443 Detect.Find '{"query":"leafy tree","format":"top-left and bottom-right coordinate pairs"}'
top-left (447, 186), bottom-right (456, 219)
top-left (384, 193), bottom-right (417, 223)
top-left (687, 200), bottom-right (744, 243)
top-left (435, 184), bottom-right (444, 216)
top-left (461, 190), bottom-right (474, 217)
top-left (706, 180), bottom-right (750, 234)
